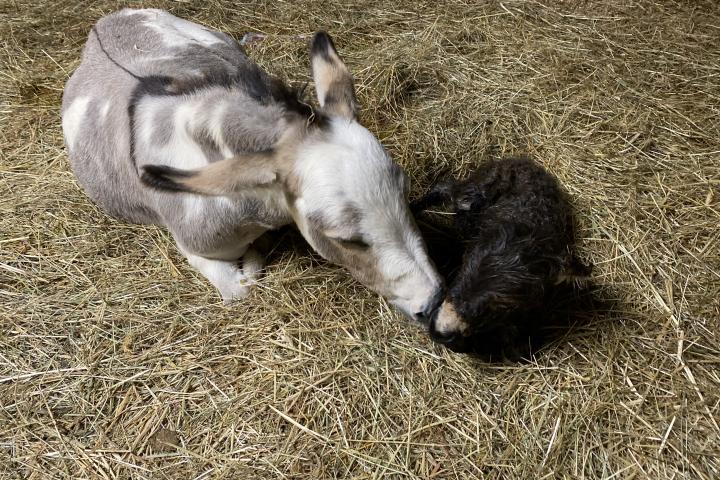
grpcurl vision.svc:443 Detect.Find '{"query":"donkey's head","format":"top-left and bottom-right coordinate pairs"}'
top-left (142, 32), bottom-right (443, 322)
top-left (289, 33), bottom-right (444, 322)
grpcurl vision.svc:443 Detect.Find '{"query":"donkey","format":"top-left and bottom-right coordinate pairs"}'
top-left (62, 9), bottom-right (444, 322)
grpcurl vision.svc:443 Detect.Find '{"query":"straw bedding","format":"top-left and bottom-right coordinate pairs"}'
top-left (1, 1), bottom-right (718, 478)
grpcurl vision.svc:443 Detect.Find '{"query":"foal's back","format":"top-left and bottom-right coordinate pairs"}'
top-left (458, 157), bottom-right (571, 245)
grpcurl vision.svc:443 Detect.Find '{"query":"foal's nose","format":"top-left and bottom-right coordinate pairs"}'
top-left (415, 287), bottom-right (445, 324)
top-left (429, 315), bottom-right (458, 344)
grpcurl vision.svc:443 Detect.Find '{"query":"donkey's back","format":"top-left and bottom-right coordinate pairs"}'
top-left (61, 8), bottom-right (283, 224)
top-left (80, 9), bottom-right (246, 77)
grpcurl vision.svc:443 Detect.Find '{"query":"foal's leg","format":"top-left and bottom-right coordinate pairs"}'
top-left (410, 178), bottom-right (455, 214)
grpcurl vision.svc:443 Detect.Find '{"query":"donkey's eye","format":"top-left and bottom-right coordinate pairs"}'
top-left (336, 237), bottom-right (371, 250)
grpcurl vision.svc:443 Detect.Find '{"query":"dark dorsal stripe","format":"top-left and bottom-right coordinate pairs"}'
top-left (91, 25), bottom-right (321, 176)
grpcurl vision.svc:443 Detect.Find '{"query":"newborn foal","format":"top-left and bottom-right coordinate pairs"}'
top-left (413, 157), bottom-right (591, 355)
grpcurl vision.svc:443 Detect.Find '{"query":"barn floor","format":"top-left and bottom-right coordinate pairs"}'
top-left (1, 1), bottom-right (719, 478)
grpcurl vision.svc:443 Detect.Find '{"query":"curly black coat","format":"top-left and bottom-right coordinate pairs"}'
top-left (413, 156), bottom-right (591, 355)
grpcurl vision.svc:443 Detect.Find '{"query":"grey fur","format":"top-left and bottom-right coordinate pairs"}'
top-left (192, 128), bottom-right (224, 163)
top-left (151, 103), bottom-right (176, 145)
top-left (62, 9), bottom-right (300, 256)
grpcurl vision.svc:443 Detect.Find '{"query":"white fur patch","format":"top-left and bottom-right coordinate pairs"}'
top-left (435, 302), bottom-right (465, 334)
top-left (136, 97), bottom-right (209, 170)
top-left (208, 102), bottom-right (234, 158)
top-left (183, 195), bottom-right (208, 223)
top-left (120, 8), bottom-right (159, 16)
top-left (137, 109), bottom-right (156, 147)
top-left (142, 10), bottom-right (223, 48)
top-left (100, 101), bottom-right (111, 121)
top-left (62, 96), bottom-right (91, 150)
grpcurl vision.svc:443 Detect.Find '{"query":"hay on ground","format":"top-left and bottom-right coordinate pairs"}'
top-left (1, 1), bottom-right (718, 478)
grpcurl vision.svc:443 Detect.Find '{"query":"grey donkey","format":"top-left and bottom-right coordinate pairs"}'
top-left (62, 9), bottom-right (444, 322)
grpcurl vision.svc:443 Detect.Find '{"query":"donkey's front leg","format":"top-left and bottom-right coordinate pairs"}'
top-left (180, 250), bottom-right (250, 303)
top-left (179, 245), bottom-right (266, 304)
top-left (180, 248), bottom-right (264, 305)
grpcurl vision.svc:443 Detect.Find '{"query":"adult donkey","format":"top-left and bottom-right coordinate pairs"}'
top-left (62, 9), bottom-right (444, 322)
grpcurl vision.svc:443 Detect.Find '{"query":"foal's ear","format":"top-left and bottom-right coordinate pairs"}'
top-left (141, 152), bottom-right (278, 196)
top-left (310, 32), bottom-right (357, 119)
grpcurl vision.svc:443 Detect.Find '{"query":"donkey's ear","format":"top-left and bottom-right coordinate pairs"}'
top-left (310, 32), bottom-right (357, 119)
top-left (141, 152), bottom-right (278, 196)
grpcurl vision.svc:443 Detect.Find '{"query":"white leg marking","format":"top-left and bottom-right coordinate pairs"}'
top-left (182, 250), bottom-right (251, 304)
